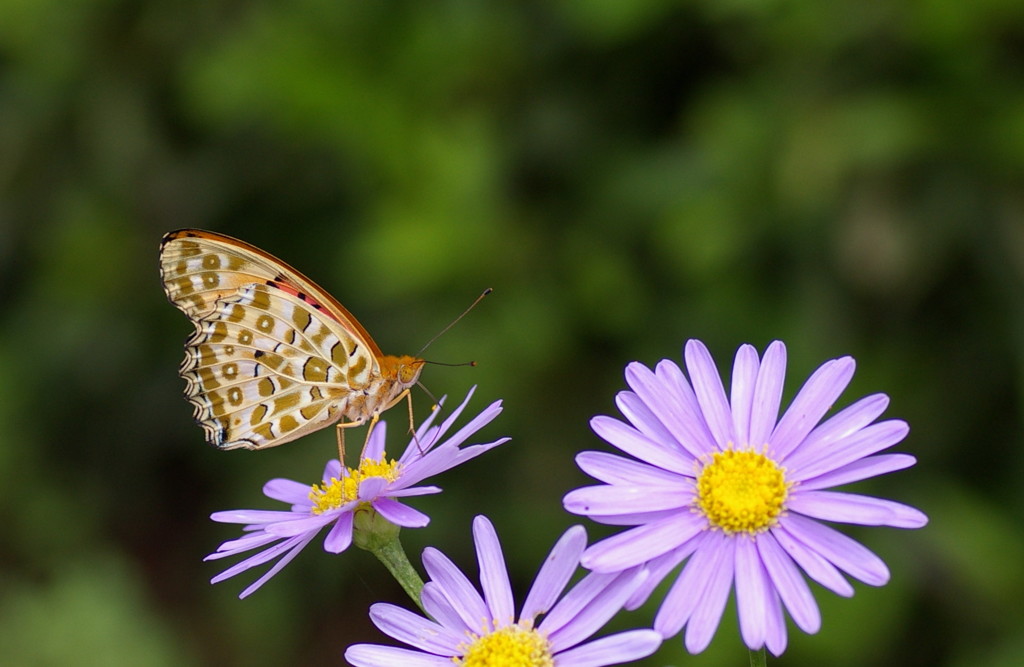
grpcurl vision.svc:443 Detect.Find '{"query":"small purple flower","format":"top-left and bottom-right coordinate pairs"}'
top-left (563, 340), bottom-right (928, 655)
top-left (345, 515), bottom-right (662, 667)
top-left (206, 388), bottom-right (508, 598)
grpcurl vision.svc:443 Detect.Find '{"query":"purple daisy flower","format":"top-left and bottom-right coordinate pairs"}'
top-left (563, 340), bottom-right (928, 655)
top-left (205, 388), bottom-right (508, 598)
top-left (345, 515), bottom-right (662, 667)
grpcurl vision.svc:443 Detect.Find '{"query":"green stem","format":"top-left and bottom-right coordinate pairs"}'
top-left (371, 534), bottom-right (426, 612)
top-left (352, 508), bottom-right (426, 612)
top-left (748, 647), bottom-right (767, 667)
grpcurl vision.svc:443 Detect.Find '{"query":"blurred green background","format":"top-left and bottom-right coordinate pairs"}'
top-left (1, 1), bottom-right (1021, 665)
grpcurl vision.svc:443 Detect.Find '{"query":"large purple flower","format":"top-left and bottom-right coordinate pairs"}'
top-left (345, 516), bottom-right (662, 667)
top-left (206, 388), bottom-right (507, 598)
top-left (563, 340), bottom-right (928, 655)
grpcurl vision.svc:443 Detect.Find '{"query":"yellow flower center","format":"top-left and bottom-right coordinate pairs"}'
top-left (696, 448), bottom-right (789, 534)
top-left (455, 624), bottom-right (553, 667)
top-left (309, 455), bottom-right (401, 515)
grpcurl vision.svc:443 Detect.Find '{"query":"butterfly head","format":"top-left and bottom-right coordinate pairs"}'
top-left (381, 354), bottom-right (427, 387)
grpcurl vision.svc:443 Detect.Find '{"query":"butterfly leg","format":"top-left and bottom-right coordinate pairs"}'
top-left (335, 422), bottom-right (347, 465)
top-left (364, 411), bottom-right (381, 451)
top-left (388, 388), bottom-right (422, 452)
top-left (404, 389), bottom-right (416, 439)
top-left (335, 419), bottom-right (368, 465)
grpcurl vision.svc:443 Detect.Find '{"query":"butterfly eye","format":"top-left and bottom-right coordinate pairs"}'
top-left (397, 358), bottom-right (426, 384)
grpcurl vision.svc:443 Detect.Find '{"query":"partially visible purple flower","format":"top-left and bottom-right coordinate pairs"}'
top-left (206, 388), bottom-right (507, 598)
top-left (564, 340), bottom-right (928, 655)
top-left (345, 515), bottom-right (662, 667)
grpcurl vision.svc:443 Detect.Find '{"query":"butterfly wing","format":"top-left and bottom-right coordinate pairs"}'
top-left (160, 229), bottom-right (384, 357)
top-left (160, 230), bottom-right (381, 450)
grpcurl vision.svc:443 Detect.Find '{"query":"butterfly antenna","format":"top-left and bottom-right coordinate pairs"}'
top-left (415, 288), bottom-right (492, 357)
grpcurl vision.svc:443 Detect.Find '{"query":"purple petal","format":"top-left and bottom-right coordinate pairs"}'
top-left (757, 532), bottom-right (820, 634)
top-left (237, 532), bottom-right (318, 598)
top-left (392, 447), bottom-right (459, 486)
top-left (611, 392), bottom-right (698, 467)
top-left (563, 485), bottom-right (690, 515)
top-left (770, 522), bottom-right (854, 597)
top-left (680, 534), bottom-right (736, 653)
top-left (616, 372), bottom-right (682, 446)
top-left (770, 357), bottom-right (856, 459)
top-left (431, 398), bottom-right (503, 452)
top-left (421, 547), bottom-right (489, 631)
top-left (210, 534), bottom-right (300, 583)
top-left (783, 393), bottom-right (890, 466)
top-left (363, 420), bottom-right (388, 460)
top-left (366, 602), bottom-right (461, 655)
top-left (358, 476), bottom-right (388, 501)
top-left (398, 437), bottom-right (510, 487)
top-left (787, 420), bottom-right (909, 482)
top-left (684, 340), bottom-right (735, 448)
top-left (581, 513), bottom-right (704, 572)
top-left (575, 451), bottom-right (688, 486)
top-left (420, 388), bottom-right (475, 446)
top-left (521, 525), bottom-right (587, 621)
top-left (729, 344), bottom-right (761, 447)
top-left (655, 359), bottom-right (720, 458)
top-left (652, 531), bottom-right (724, 639)
top-left (388, 486), bottom-right (442, 498)
top-left (439, 437), bottom-right (511, 470)
top-left (472, 516), bottom-right (514, 627)
top-left (623, 361), bottom-right (710, 461)
top-left (345, 644), bottom-right (453, 666)
top-left (748, 341), bottom-right (786, 447)
top-left (590, 416), bottom-right (691, 475)
top-left (205, 530), bottom-right (282, 559)
top-left (762, 587), bottom-right (787, 656)
top-left (397, 391), bottom-right (499, 467)
top-left (799, 453), bottom-right (917, 490)
top-left (401, 439), bottom-right (510, 486)
top-left (374, 497), bottom-right (430, 528)
top-left (323, 511), bottom-right (353, 553)
top-left (624, 545), bottom-right (695, 610)
top-left (322, 459), bottom-right (342, 481)
top-left (546, 568), bottom-right (647, 651)
top-left (554, 629), bottom-right (663, 667)
top-left (421, 582), bottom-right (469, 634)
top-left (735, 537), bottom-right (770, 650)
top-left (581, 509), bottom-right (681, 527)
top-left (538, 570), bottom-right (618, 639)
top-left (405, 431), bottom-right (440, 463)
top-left (788, 490), bottom-right (928, 528)
top-left (264, 513), bottom-right (336, 537)
top-left (408, 391), bottom-right (456, 446)
top-left (782, 514), bottom-right (890, 585)
top-left (209, 509), bottom-right (301, 525)
top-left (263, 478), bottom-right (312, 504)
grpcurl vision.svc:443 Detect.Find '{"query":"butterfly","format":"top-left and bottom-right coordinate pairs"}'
top-left (159, 229), bottom-right (426, 453)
